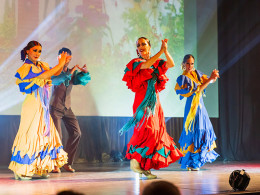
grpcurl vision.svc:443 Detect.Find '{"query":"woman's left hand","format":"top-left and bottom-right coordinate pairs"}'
top-left (77, 64), bottom-right (88, 73)
top-left (161, 39), bottom-right (168, 52)
top-left (210, 69), bottom-right (220, 81)
top-left (163, 39), bottom-right (168, 52)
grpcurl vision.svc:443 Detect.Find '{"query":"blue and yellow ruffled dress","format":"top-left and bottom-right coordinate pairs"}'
top-left (8, 59), bottom-right (67, 176)
top-left (175, 70), bottom-right (219, 169)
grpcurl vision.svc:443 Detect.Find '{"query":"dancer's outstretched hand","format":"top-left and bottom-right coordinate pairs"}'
top-left (210, 69), bottom-right (220, 82)
top-left (77, 64), bottom-right (88, 73)
top-left (70, 65), bottom-right (78, 74)
top-left (161, 39), bottom-right (168, 52)
top-left (58, 52), bottom-right (68, 66)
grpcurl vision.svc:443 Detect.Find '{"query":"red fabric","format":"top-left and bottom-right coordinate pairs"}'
top-left (123, 58), bottom-right (183, 170)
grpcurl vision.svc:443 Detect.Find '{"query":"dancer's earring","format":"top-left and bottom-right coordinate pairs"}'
top-left (182, 63), bottom-right (186, 71)
top-left (136, 49), bottom-right (141, 58)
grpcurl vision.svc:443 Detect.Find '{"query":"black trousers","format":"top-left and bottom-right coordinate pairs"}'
top-left (50, 106), bottom-right (81, 165)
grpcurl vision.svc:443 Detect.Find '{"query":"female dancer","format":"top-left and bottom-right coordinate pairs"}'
top-left (8, 41), bottom-right (69, 179)
top-left (175, 54), bottom-right (219, 171)
top-left (120, 37), bottom-right (183, 179)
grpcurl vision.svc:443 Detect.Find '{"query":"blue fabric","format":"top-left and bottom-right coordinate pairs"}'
top-left (73, 70), bottom-right (91, 86)
top-left (119, 59), bottom-right (165, 135)
top-left (133, 61), bottom-right (143, 71)
top-left (15, 69), bottom-right (43, 94)
top-left (157, 147), bottom-right (171, 158)
top-left (52, 70), bottom-right (91, 87)
top-left (179, 150), bottom-right (219, 169)
top-left (128, 145), bottom-right (172, 159)
top-left (176, 75), bottom-right (199, 100)
top-left (119, 74), bottom-right (157, 135)
top-left (15, 59), bottom-right (45, 94)
top-left (15, 59), bottom-right (44, 80)
top-left (11, 146), bottom-right (64, 165)
top-left (176, 70), bottom-right (219, 169)
top-left (124, 60), bottom-right (143, 73)
top-left (15, 68), bottom-right (43, 80)
top-left (17, 82), bottom-right (40, 94)
top-left (51, 72), bottom-right (72, 86)
top-left (124, 67), bottom-right (130, 73)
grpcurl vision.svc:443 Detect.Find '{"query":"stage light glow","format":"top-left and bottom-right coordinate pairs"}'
top-left (0, 1), bottom-right (67, 113)
top-left (0, 0), bottom-right (219, 117)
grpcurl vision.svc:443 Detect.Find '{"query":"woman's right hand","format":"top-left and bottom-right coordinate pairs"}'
top-left (58, 52), bottom-right (69, 66)
top-left (160, 39), bottom-right (168, 52)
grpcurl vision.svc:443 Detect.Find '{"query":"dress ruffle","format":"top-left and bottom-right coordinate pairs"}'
top-left (15, 59), bottom-right (51, 94)
top-left (179, 150), bottom-right (219, 169)
top-left (123, 59), bottom-right (183, 170)
top-left (126, 142), bottom-right (183, 170)
top-left (175, 70), bottom-right (219, 169)
top-left (9, 146), bottom-right (67, 176)
top-left (122, 58), bottom-right (169, 93)
top-left (9, 60), bottom-right (68, 176)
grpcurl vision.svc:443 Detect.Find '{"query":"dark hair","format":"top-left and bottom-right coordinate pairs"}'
top-left (181, 54), bottom-right (195, 70)
top-left (56, 190), bottom-right (84, 195)
top-left (182, 54), bottom-right (195, 64)
top-left (20, 41), bottom-right (42, 61)
top-left (58, 47), bottom-right (72, 56)
top-left (142, 181), bottom-right (181, 195)
top-left (136, 37), bottom-right (151, 47)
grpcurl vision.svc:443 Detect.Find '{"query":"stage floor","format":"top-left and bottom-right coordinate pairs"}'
top-left (0, 161), bottom-right (260, 195)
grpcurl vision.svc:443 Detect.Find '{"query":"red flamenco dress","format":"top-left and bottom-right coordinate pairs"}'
top-left (119, 58), bottom-right (183, 170)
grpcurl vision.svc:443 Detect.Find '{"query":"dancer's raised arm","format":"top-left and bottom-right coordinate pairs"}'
top-left (38, 52), bottom-right (71, 79)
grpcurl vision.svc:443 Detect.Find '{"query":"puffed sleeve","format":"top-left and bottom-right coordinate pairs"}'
top-left (51, 72), bottom-right (72, 86)
top-left (175, 75), bottom-right (199, 100)
top-left (15, 62), bottom-right (51, 94)
top-left (122, 58), bottom-right (154, 92)
top-left (196, 70), bottom-right (208, 84)
top-left (153, 59), bottom-right (169, 92)
top-left (72, 70), bottom-right (91, 86)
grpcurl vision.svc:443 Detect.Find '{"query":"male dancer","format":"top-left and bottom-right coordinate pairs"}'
top-left (50, 47), bottom-right (91, 172)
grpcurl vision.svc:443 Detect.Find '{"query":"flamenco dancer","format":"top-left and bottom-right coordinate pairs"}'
top-left (8, 41), bottom-right (69, 180)
top-left (50, 47), bottom-right (91, 173)
top-left (175, 54), bottom-right (219, 171)
top-left (120, 37), bottom-right (183, 179)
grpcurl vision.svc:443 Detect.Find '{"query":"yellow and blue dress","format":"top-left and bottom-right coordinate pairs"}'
top-left (175, 70), bottom-right (219, 169)
top-left (8, 59), bottom-right (67, 177)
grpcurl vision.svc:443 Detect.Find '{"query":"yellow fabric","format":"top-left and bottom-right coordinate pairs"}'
top-left (181, 71), bottom-right (204, 134)
top-left (16, 77), bottom-right (51, 89)
top-left (180, 141), bottom-right (217, 155)
top-left (16, 61), bottom-right (50, 80)
top-left (184, 92), bottom-right (201, 134)
top-left (8, 91), bottom-right (68, 176)
top-left (38, 61), bottom-right (50, 71)
top-left (174, 83), bottom-right (195, 98)
top-left (8, 150), bottom-right (67, 176)
top-left (9, 62), bottom-right (67, 177)
top-left (16, 63), bottom-right (32, 80)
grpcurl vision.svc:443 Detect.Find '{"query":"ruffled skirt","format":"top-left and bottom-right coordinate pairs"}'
top-left (8, 93), bottom-right (67, 176)
top-left (179, 96), bottom-right (219, 169)
top-left (126, 93), bottom-right (183, 170)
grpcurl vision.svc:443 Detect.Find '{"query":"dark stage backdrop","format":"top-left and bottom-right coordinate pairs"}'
top-left (218, 0), bottom-right (260, 161)
top-left (0, 115), bottom-right (219, 166)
